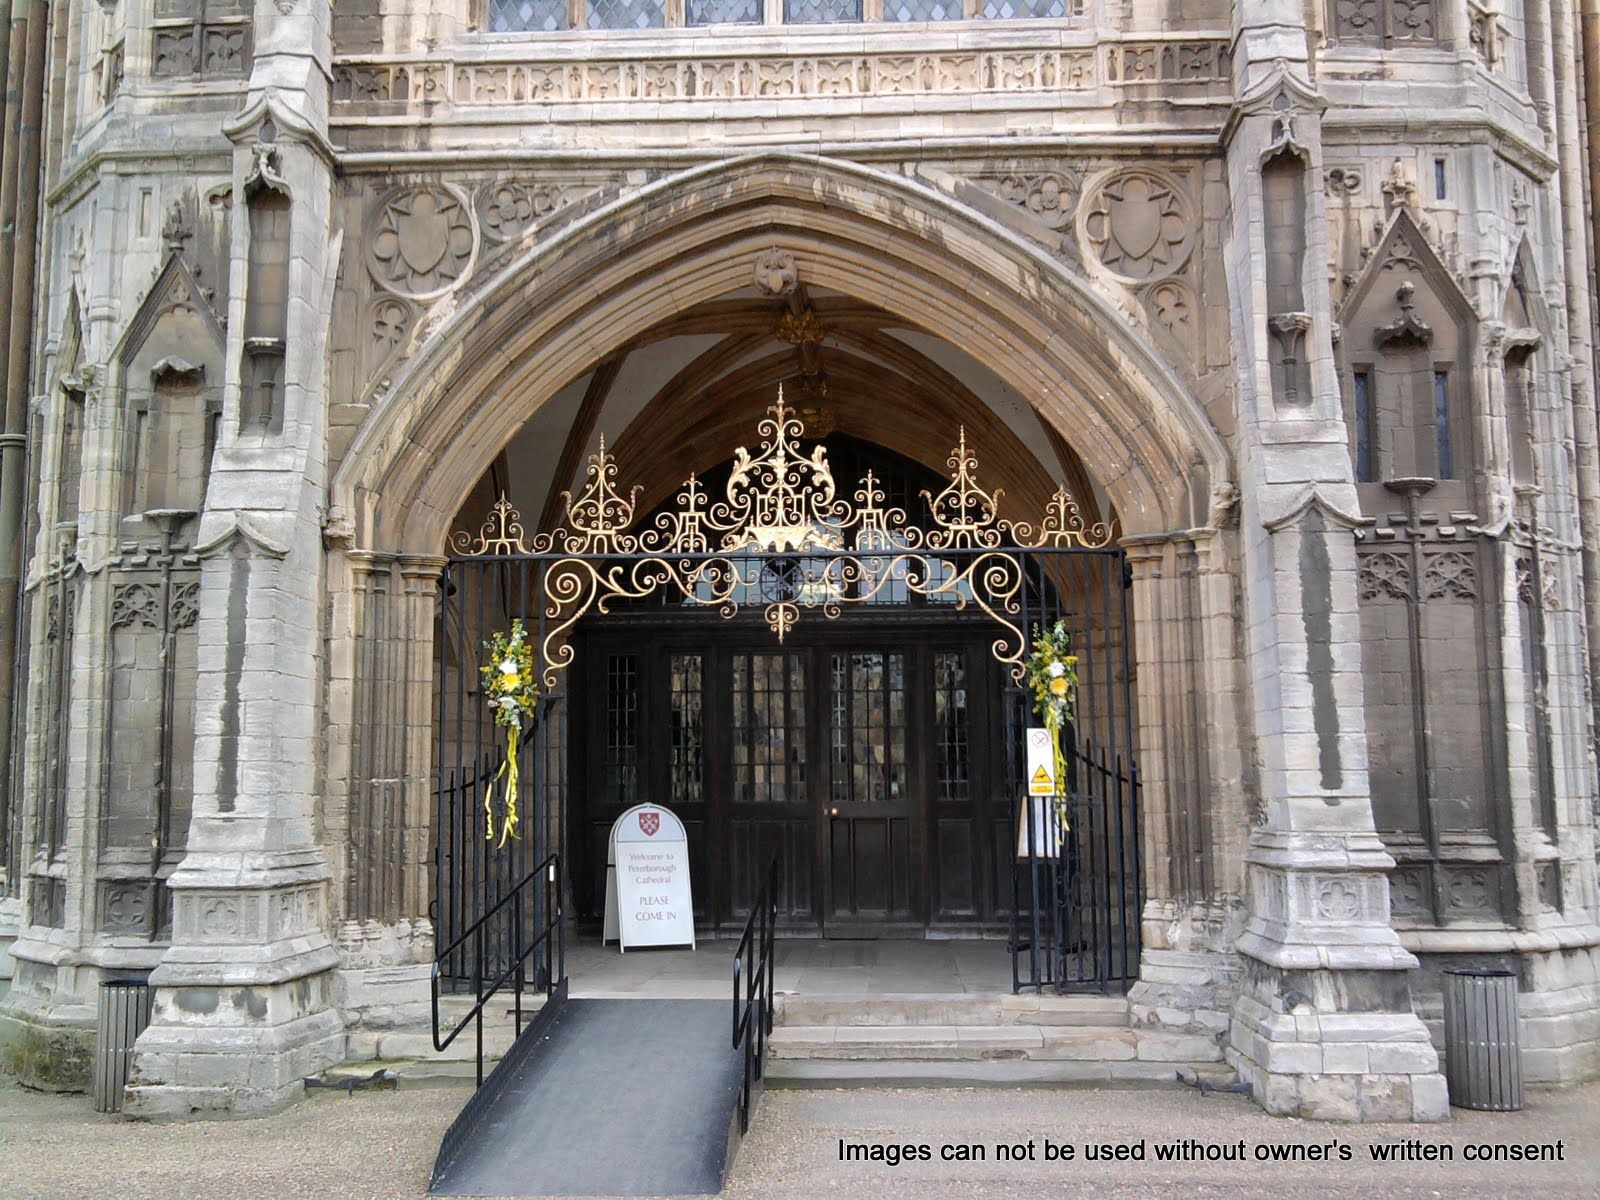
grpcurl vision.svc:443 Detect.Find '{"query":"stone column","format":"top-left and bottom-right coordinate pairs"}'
top-left (125, 0), bottom-right (344, 1116)
top-left (1220, 2), bottom-right (1447, 1121)
top-left (398, 555), bottom-right (447, 936)
top-left (1124, 529), bottom-right (1249, 1036)
top-left (328, 552), bottom-right (439, 1037)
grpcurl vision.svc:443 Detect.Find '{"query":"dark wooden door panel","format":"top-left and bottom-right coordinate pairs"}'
top-left (822, 650), bottom-right (919, 931)
top-left (933, 817), bottom-right (978, 918)
top-left (728, 649), bottom-right (817, 928)
top-left (827, 814), bottom-right (913, 919)
top-left (728, 818), bottom-right (815, 923)
top-left (574, 620), bottom-right (1011, 938)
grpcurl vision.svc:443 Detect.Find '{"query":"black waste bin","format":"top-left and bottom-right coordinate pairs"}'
top-left (1442, 967), bottom-right (1521, 1111)
top-left (94, 979), bottom-right (154, 1114)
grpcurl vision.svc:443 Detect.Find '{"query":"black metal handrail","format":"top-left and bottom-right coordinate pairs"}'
top-left (732, 857), bottom-right (778, 1135)
top-left (432, 851), bottom-right (566, 1087)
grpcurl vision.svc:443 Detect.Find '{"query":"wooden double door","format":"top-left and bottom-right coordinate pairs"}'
top-left (573, 619), bottom-right (1011, 936)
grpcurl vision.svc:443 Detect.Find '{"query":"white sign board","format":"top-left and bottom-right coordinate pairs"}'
top-left (1015, 795), bottom-right (1065, 859)
top-left (1026, 726), bottom-right (1057, 796)
top-left (605, 804), bottom-right (696, 951)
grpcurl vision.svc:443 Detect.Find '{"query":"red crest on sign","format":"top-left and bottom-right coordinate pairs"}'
top-left (638, 811), bottom-right (661, 837)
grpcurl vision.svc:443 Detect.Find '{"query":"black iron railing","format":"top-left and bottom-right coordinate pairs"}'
top-left (732, 856), bottom-right (778, 1135)
top-left (1011, 741), bottom-right (1141, 993)
top-left (432, 851), bottom-right (566, 1087)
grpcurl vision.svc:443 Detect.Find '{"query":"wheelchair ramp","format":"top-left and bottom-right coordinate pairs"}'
top-left (430, 998), bottom-right (746, 1197)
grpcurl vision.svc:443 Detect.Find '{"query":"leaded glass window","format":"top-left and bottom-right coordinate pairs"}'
top-left (732, 653), bottom-right (807, 804)
top-left (785, 0), bottom-right (863, 24)
top-left (982, 0), bottom-right (1070, 17)
top-left (587, 0), bottom-right (666, 29)
top-left (688, 0), bottom-right (762, 22)
top-left (1434, 369), bottom-right (1453, 480)
top-left (884, 0), bottom-right (962, 18)
top-left (1352, 369), bottom-right (1374, 482)
top-left (933, 653), bottom-right (970, 805)
top-left (604, 655), bottom-right (639, 805)
top-left (669, 655), bottom-right (704, 807)
top-left (488, 0), bottom-right (569, 31)
top-left (829, 653), bottom-right (906, 805)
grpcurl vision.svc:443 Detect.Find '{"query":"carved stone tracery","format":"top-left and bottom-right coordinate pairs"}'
top-left (1081, 169), bottom-right (1196, 282)
top-left (367, 184), bottom-right (478, 300)
top-left (331, 39), bottom-right (1233, 108)
top-left (476, 180), bottom-right (572, 243)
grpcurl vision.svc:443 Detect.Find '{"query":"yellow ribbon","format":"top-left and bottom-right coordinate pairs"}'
top-left (1047, 708), bottom-right (1070, 834)
top-left (488, 723), bottom-right (522, 848)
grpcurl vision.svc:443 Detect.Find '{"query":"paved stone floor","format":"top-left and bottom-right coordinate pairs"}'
top-left (2, 1070), bottom-right (1595, 1199)
top-left (568, 936), bottom-right (1016, 998)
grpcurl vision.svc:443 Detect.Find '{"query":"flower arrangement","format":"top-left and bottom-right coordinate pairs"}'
top-left (480, 620), bottom-right (539, 848)
top-left (1024, 620), bottom-right (1079, 828)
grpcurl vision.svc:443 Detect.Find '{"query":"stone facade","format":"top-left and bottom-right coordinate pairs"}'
top-left (0, 0), bottom-right (1594, 1123)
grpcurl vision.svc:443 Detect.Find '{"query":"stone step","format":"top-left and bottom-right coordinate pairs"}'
top-left (775, 992), bottom-right (1130, 1028)
top-left (766, 1058), bottom-right (1238, 1089)
top-left (770, 1024), bottom-right (1223, 1064)
top-left (317, 1058), bottom-right (483, 1089)
top-left (344, 996), bottom-right (549, 1063)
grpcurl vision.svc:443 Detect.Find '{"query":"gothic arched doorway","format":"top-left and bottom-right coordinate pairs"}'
top-left (434, 404), bottom-right (1138, 990)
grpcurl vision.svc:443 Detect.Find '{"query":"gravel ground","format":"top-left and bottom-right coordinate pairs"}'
top-left (2, 1072), bottom-right (1596, 1199)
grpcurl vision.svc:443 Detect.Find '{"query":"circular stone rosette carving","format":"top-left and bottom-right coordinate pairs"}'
top-left (1079, 168), bottom-right (1196, 283)
top-left (476, 180), bottom-right (569, 244)
top-left (366, 183), bottom-right (479, 301)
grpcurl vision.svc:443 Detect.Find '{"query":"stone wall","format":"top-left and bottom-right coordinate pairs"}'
top-left (0, 0), bottom-right (1593, 1117)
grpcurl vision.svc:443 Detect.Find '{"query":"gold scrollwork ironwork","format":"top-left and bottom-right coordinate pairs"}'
top-left (452, 386), bottom-right (1117, 686)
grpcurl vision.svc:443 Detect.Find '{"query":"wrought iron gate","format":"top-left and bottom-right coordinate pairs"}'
top-left (431, 394), bottom-right (1141, 991)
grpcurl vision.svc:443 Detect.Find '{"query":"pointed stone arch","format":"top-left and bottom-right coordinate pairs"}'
top-left (326, 154), bottom-right (1247, 991)
top-left (332, 153), bottom-right (1229, 552)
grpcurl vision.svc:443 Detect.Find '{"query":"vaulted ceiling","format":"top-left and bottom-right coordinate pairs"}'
top-left (472, 284), bottom-right (1108, 540)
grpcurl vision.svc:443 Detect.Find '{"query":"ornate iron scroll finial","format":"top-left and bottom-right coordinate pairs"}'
top-left (923, 427), bottom-right (1005, 549)
top-left (452, 386), bottom-right (1115, 686)
top-left (454, 494), bottom-right (528, 555)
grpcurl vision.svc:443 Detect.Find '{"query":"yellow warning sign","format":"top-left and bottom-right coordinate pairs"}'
top-left (1026, 728), bottom-right (1056, 795)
